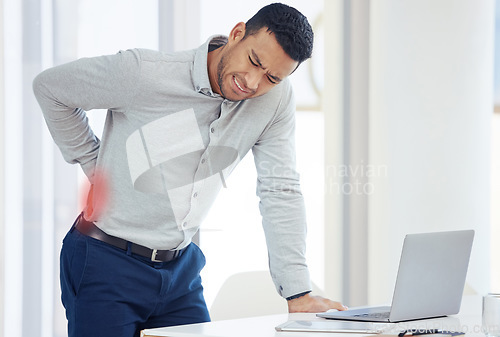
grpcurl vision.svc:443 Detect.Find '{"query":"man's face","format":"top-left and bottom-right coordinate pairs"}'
top-left (211, 24), bottom-right (299, 101)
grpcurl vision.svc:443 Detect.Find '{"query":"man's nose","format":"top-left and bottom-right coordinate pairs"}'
top-left (245, 70), bottom-right (260, 91)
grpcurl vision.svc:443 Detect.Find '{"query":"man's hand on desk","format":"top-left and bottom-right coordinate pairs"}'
top-left (287, 293), bottom-right (348, 313)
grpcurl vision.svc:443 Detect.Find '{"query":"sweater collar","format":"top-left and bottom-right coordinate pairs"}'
top-left (193, 35), bottom-right (228, 97)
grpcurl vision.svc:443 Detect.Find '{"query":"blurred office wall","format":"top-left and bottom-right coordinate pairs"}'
top-left (324, 0), bottom-right (494, 306)
top-left (368, 0), bottom-right (493, 303)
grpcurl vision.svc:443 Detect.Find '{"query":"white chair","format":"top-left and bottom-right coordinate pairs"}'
top-left (209, 270), bottom-right (325, 321)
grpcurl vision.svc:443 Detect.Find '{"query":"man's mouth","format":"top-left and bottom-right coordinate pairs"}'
top-left (233, 75), bottom-right (249, 94)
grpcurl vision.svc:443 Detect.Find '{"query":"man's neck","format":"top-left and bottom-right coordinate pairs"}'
top-left (207, 45), bottom-right (224, 96)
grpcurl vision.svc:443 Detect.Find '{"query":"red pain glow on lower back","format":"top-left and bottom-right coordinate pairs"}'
top-left (79, 169), bottom-right (110, 221)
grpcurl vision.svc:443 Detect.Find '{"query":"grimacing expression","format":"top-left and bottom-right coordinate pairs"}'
top-left (214, 23), bottom-right (299, 101)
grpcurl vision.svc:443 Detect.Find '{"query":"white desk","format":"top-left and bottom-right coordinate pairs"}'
top-left (141, 296), bottom-right (483, 337)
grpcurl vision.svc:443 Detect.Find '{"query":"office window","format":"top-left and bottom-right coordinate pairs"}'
top-left (2, 1), bottom-right (158, 336)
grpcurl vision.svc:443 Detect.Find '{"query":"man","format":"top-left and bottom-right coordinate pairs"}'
top-left (33, 3), bottom-right (346, 337)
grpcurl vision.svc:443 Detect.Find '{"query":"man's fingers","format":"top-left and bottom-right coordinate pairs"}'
top-left (311, 296), bottom-right (348, 312)
top-left (287, 294), bottom-right (349, 313)
top-left (318, 297), bottom-right (348, 311)
top-left (327, 299), bottom-right (348, 311)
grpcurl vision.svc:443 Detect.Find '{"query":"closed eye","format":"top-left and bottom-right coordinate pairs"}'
top-left (248, 55), bottom-right (258, 67)
top-left (266, 75), bottom-right (277, 84)
top-left (249, 55), bottom-right (279, 84)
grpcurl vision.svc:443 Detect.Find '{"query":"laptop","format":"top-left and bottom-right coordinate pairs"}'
top-left (317, 230), bottom-right (474, 322)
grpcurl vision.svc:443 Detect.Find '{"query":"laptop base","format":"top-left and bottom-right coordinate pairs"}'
top-left (317, 306), bottom-right (392, 322)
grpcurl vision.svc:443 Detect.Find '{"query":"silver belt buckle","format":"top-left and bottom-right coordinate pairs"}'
top-left (151, 249), bottom-right (162, 262)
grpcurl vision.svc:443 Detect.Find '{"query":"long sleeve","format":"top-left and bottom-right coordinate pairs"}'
top-left (32, 49), bottom-right (141, 181)
top-left (252, 86), bottom-right (311, 299)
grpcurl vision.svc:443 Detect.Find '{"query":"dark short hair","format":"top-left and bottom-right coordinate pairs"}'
top-left (244, 3), bottom-right (314, 64)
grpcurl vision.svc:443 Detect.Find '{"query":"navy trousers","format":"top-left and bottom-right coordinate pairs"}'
top-left (60, 220), bottom-right (210, 337)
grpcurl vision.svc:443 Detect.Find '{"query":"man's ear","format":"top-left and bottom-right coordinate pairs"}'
top-left (228, 22), bottom-right (246, 43)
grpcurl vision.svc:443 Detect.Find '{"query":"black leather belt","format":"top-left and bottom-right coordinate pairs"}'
top-left (74, 214), bottom-right (182, 262)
